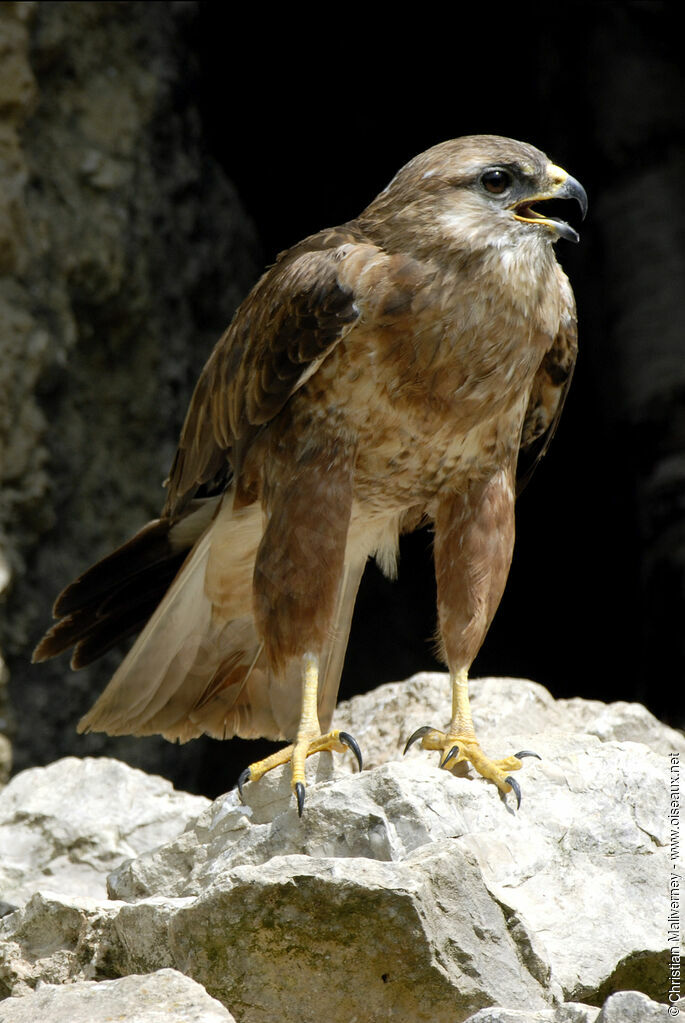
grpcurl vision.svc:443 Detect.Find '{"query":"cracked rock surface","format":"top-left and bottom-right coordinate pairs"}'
top-left (0, 968), bottom-right (235, 1022)
top-left (0, 757), bottom-right (209, 908)
top-left (0, 677), bottom-right (675, 1021)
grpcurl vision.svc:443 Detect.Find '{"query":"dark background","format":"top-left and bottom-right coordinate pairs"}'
top-left (7, 1), bottom-right (684, 797)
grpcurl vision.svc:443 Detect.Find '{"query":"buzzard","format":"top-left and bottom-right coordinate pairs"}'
top-left (34, 135), bottom-right (587, 814)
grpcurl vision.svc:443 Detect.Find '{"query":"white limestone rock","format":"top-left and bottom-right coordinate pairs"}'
top-left (461, 1006), bottom-right (598, 1022)
top-left (0, 968), bottom-right (235, 1022)
top-left (106, 720), bottom-right (668, 1016)
top-left (594, 989), bottom-right (675, 1021)
top-left (0, 679), bottom-right (675, 1022)
top-left (0, 891), bottom-right (121, 997)
top-left (334, 673), bottom-right (685, 769)
top-left (460, 990), bottom-right (672, 1022)
top-left (0, 757), bottom-right (209, 906)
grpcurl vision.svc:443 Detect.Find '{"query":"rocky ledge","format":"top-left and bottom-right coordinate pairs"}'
top-left (0, 675), bottom-right (679, 1022)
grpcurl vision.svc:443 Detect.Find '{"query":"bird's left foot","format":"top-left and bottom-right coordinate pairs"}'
top-left (404, 726), bottom-right (540, 808)
top-left (238, 729), bottom-right (363, 816)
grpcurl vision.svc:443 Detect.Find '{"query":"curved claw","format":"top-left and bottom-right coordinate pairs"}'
top-left (339, 731), bottom-right (363, 772)
top-left (237, 767), bottom-right (251, 802)
top-left (403, 725), bottom-right (435, 755)
top-left (505, 775), bottom-right (522, 810)
top-left (515, 750), bottom-right (542, 761)
top-left (440, 744), bottom-right (460, 769)
top-left (295, 781), bottom-right (306, 818)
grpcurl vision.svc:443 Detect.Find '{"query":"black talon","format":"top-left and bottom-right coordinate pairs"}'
top-left (295, 781), bottom-right (306, 817)
top-left (403, 725), bottom-right (435, 755)
top-left (237, 767), bottom-right (251, 802)
top-left (440, 744), bottom-right (460, 769)
top-left (505, 775), bottom-right (522, 810)
top-left (339, 731), bottom-right (363, 772)
top-left (515, 750), bottom-right (542, 761)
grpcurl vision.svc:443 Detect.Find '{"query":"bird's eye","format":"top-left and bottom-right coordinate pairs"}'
top-left (480, 169), bottom-right (513, 195)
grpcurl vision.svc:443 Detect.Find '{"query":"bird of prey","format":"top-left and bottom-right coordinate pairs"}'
top-left (34, 135), bottom-right (586, 814)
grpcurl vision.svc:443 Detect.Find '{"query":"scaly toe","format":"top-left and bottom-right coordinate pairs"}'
top-left (235, 729), bottom-right (364, 814)
top-left (403, 726), bottom-right (538, 808)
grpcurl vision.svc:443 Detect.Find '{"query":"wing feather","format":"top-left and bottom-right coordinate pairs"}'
top-left (76, 497), bottom-right (268, 740)
top-left (517, 313), bottom-right (578, 493)
top-left (164, 228), bottom-right (365, 518)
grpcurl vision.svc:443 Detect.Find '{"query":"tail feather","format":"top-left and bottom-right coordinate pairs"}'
top-left (33, 544), bottom-right (184, 668)
top-left (33, 500), bottom-right (219, 668)
top-left (53, 519), bottom-right (174, 618)
top-left (76, 499), bottom-right (277, 741)
top-left (36, 492), bottom-right (371, 748)
top-left (77, 523), bottom-right (218, 734)
top-left (36, 594), bottom-right (164, 669)
top-left (34, 606), bottom-right (103, 663)
top-left (73, 595), bottom-right (167, 668)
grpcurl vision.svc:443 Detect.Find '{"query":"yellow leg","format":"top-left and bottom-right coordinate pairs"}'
top-left (404, 668), bottom-right (540, 808)
top-left (291, 652), bottom-right (321, 793)
top-left (238, 652), bottom-right (362, 815)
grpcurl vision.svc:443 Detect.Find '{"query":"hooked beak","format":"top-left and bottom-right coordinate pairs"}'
top-left (510, 165), bottom-right (588, 244)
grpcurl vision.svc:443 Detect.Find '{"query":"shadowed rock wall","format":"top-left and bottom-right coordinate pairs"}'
top-left (0, 1), bottom-right (258, 787)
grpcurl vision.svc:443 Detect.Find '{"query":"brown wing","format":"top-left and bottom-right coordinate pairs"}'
top-left (516, 315), bottom-right (578, 493)
top-left (37, 227), bottom-right (394, 744)
top-left (164, 227), bottom-right (364, 518)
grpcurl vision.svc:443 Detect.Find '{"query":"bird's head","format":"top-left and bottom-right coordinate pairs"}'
top-left (364, 135), bottom-right (587, 258)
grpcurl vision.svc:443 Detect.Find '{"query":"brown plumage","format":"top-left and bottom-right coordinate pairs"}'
top-left (34, 135), bottom-right (586, 809)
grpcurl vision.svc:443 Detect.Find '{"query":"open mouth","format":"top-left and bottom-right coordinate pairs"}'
top-left (513, 201), bottom-right (549, 223)
top-left (511, 197), bottom-right (581, 244)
